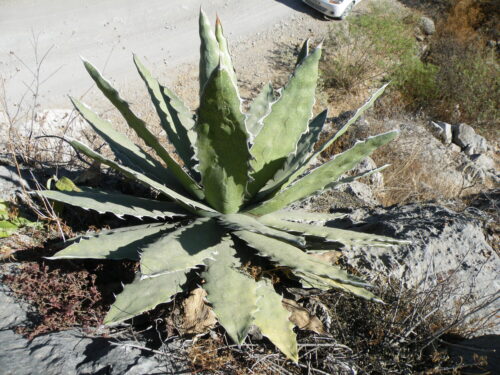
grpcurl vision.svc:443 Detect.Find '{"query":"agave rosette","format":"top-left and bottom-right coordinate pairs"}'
top-left (39, 12), bottom-right (407, 362)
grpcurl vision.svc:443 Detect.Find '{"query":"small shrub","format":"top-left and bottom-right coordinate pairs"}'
top-left (391, 57), bottom-right (440, 110)
top-left (322, 1), bottom-right (418, 94)
top-left (429, 37), bottom-right (499, 133)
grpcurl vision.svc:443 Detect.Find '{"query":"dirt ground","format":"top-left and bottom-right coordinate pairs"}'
top-left (1, 0), bottom-right (335, 111)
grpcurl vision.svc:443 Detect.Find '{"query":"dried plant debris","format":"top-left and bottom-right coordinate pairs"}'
top-left (179, 287), bottom-right (217, 335)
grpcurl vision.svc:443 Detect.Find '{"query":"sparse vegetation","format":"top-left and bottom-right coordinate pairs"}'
top-left (322, 0), bottom-right (499, 138)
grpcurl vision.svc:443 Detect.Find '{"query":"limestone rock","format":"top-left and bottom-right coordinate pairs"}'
top-left (452, 123), bottom-right (488, 155)
top-left (349, 156), bottom-right (384, 190)
top-left (337, 181), bottom-right (379, 206)
top-left (469, 154), bottom-right (495, 171)
top-left (337, 203), bottom-right (499, 335)
top-left (420, 16), bottom-right (435, 35)
top-left (0, 165), bottom-right (30, 200)
top-left (0, 280), bottom-right (189, 375)
top-left (428, 121), bottom-right (452, 145)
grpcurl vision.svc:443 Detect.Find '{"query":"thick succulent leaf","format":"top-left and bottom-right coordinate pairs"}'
top-left (248, 131), bottom-right (399, 215)
top-left (234, 230), bottom-right (369, 288)
top-left (298, 272), bottom-right (382, 302)
top-left (104, 270), bottom-right (187, 324)
top-left (38, 189), bottom-right (188, 219)
top-left (280, 84), bottom-right (390, 191)
top-left (199, 9), bottom-right (219, 93)
top-left (83, 59), bottom-right (204, 200)
top-left (133, 56), bottom-right (198, 177)
top-left (260, 210), bottom-right (347, 224)
top-left (215, 17), bottom-right (237, 87)
top-left (203, 242), bottom-right (258, 344)
top-left (248, 45), bottom-right (322, 196)
top-left (258, 216), bottom-right (410, 248)
top-left (254, 280), bottom-right (298, 362)
top-left (161, 86), bottom-right (199, 177)
top-left (196, 67), bottom-right (251, 213)
top-left (246, 83), bottom-right (274, 137)
top-left (295, 39), bottom-right (309, 66)
top-left (49, 223), bottom-right (174, 260)
top-left (67, 138), bottom-right (215, 215)
top-left (255, 110), bottom-right (328, 200)
top-left (140, 218), bottom-right (225, 277)
top-left (217, 213), bottom-right (305, 247)
top-left (70, 97), bottom-right (165, 182)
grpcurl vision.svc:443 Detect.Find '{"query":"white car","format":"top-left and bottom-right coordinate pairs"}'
top-left (302, 0), bottom-right (361, 19)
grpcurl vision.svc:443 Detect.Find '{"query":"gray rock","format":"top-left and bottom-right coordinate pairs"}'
top-left (337, 203), bottom-right (500, 334)
top-left (0, 165), bottom-right (30, 200)
top-left (0, 285), bottom-right (28, 330)
top-left (452, 123), bottom-right (488, 155)
top-left (0, 280), bottom-right (189, 375)
top-left (349, 156), bottom-right (384, 190)
top-left (420, 16), bottom-right (435, 35)
top-left (338, 181), bottom-right (379, 206)
top-left (470, 154), bottom-right (495, 171)
top-left (428, 121), bottom-right (453, 144)
top-left (448, 143), bottom-right (462, 153)
top-left (0, 329), bottom-right (188, 375)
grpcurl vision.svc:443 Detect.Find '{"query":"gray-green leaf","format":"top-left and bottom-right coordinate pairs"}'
top-left (203, 243), bottom-right (258, 344)
top-left (248, 45), bottom-right (322, 196)
top-left (49, 223), bottom-right (174, 260)
top-left (254, 280), bottom-right (298, 362)
top-left (70, 97), bottom-right (166, 182)
top-left (104, 270), bottom-right (187, 324)
top-left (234, 230), bottom-right (368, 288)
top-left (196, 67), bottom-right (251, 213)
top-left (248, 131), bottom-right (399, 215)
top-left (38, 189), bottom-right (188, 219)
top-left (67, 138), bottom-right (215, 215)
top-left (140, 218), bottom-right (225, 276)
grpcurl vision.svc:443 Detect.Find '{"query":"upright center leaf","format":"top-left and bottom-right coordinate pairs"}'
top-left (196, 67), bottom-right (251, 213)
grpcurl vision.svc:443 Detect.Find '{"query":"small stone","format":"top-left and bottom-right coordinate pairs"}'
top-left (429, 121), bottom-right (452, 144)
top-left (448, 143), bottom-right (461, 153)
top-left (420, 16), bottom-right (435, 35)
top-left (452, 123), bottom-right (488, 154)
top-left (338, 181), bottom-right (379, 206)
top-left (350, 156), bottom-right (384, 189)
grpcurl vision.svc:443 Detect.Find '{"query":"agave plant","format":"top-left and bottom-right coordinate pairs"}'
top-left (39, 11), bottom-right (406, 361)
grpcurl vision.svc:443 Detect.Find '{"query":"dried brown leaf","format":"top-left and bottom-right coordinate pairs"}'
top-left (309, 250), bottom-right (342, 265)
top-left (180, 287), bottom-right (217, 335)
top-left (282, 298), bottom-right (325, 334)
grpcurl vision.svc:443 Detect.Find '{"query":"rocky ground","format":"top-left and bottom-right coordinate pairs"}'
top-left (1, 0), bottom-right (499, 374)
